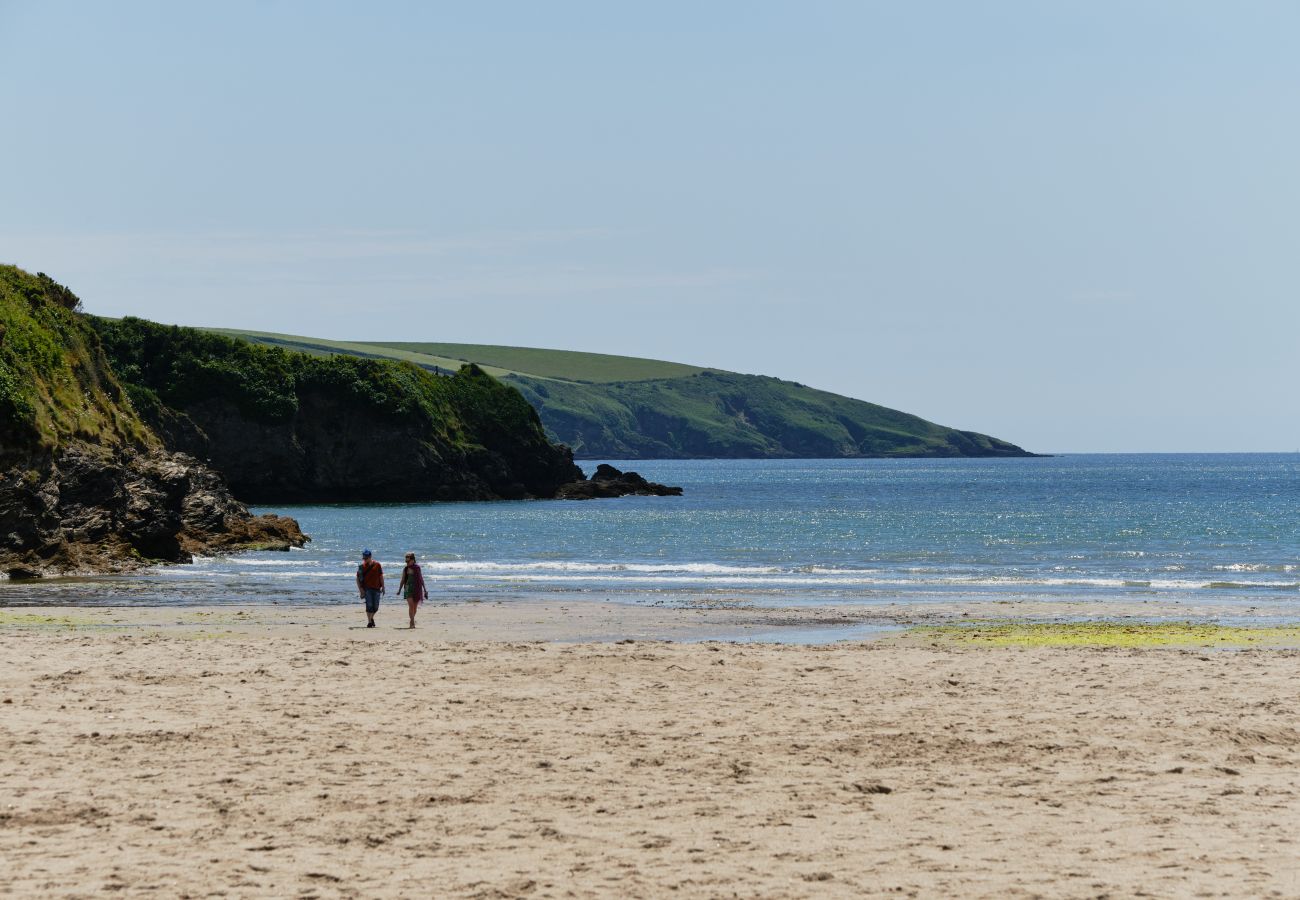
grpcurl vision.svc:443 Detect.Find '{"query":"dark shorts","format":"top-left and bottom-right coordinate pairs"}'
top-left (363, 588), bottom-right (381, 614)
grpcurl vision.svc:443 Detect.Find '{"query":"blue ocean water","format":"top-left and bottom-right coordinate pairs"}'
top-left (4, 455), bottom-right (1298, 613)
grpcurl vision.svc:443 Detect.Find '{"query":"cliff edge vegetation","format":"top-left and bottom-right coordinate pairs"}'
top-left (90, 318), bottom-right (582, 503)
top-left (0, 265), bottom-right (305, 576)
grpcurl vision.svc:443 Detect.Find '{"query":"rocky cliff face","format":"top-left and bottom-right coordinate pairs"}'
top-left (0, 265), bottom-right (307, 577)
top-left (93, 317), bottom-right (583, 503)
top-left (148, 383), bottom-right (582, 503)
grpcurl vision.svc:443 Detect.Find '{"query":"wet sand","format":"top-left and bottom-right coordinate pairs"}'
top-left (2, 604), bottom-right (1298, 897)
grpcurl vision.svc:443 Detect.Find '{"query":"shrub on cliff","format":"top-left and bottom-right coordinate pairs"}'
top-left (93, 318), bottom-right (301, 422)
top-left (35, 272), bottom-right (83, 312)
top-left (94, 316), bottom-right (483, 435)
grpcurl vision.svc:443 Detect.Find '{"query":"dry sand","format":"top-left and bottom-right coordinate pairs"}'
top-left (2, 604), bottom-right (1299, 898)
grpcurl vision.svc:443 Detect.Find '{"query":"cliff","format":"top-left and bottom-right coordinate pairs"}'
top-left (90, 317), bottom-right (583, 503)
top-left (212, 331), bottom-right (1038, 460)
top-left (0, 265), bottom-right (306, 577)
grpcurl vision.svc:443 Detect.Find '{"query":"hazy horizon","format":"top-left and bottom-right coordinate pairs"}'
top-left (3, 1), bottom-right (1297, 453)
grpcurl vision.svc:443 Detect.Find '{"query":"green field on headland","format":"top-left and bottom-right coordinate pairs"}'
top-left (215, 328), bottom-right (1036, 460)
top-left (373, 341), bottom-right (708, 383)
top-left (207, 330), bottom-right (709, 383)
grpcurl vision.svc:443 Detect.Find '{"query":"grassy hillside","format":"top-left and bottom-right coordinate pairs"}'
top-left (215, 328), bottom-right (1035, 459)
top-left (0, 266), bottom-right (152, 462)
top-left (505, 371), bottom-right (1028, 458)
top-left (369, 342), bottom-right (707, 383)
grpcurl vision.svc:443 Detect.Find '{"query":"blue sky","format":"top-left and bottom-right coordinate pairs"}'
top-left (2, 1), bottom-right (1297, 452)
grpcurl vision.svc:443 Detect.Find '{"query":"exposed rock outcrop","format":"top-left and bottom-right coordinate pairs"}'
top-left (555, 464), bottom-right (683, 500)
top-left (0, 444), bottom-right (307, 578)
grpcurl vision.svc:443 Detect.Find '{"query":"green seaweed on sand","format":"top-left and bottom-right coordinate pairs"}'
top-left (903, 622), bottom-right (1300, 648)
top-left (0, 611), bottom-right (108, 629)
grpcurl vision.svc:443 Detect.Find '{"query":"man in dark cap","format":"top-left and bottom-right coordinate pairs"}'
top-left (356, 549), bottom-right (385, 628)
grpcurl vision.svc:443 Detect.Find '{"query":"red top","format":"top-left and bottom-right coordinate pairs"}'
top-left (358, 560), bottom-right (384, 590)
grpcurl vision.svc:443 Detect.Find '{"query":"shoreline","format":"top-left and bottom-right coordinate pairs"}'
top-left (3, 597), bottom-right (1300, 644)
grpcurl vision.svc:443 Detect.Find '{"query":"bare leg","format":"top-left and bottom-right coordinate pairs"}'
top-left (407, 596), bottom-right (417, 628)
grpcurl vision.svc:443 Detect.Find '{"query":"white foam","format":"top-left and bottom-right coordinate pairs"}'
top-left (186, 557), bottom-right (1300, 595)
top-left (222, 558), bottom-right (321, 567)
top-left (416, 560), bottom-right (790, 576)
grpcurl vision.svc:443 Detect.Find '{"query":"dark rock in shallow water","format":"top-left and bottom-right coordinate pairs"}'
top-left (0, 443), bottom-right (308, 577)
top-left (555, 464), bottom-right (683, 500)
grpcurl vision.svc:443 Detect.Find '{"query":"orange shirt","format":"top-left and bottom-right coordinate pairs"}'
top-left (358, 560), bottom-right (384, 589)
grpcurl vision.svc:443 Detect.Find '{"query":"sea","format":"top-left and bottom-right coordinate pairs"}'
top-left (3, 454), bottom-right (1298, 619)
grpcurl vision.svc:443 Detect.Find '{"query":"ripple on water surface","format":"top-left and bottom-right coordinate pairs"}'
top-left (3, 456), bottom-right (1298, 619)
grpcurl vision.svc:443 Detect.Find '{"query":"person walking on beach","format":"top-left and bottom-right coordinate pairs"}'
top-left (397, 552), bottom-right (429, 629)
top-left (356, 549), bottom-right (384, 628)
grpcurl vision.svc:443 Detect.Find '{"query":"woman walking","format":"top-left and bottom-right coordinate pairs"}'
top-left (397, 552), bottom-right (429, 629)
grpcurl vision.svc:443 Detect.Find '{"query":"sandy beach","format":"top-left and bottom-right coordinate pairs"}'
top-left (3, 604), bottom-right (1298, 898)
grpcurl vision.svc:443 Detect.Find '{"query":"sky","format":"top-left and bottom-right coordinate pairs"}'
top-left (2, 1), bottom-right (1297, 453)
